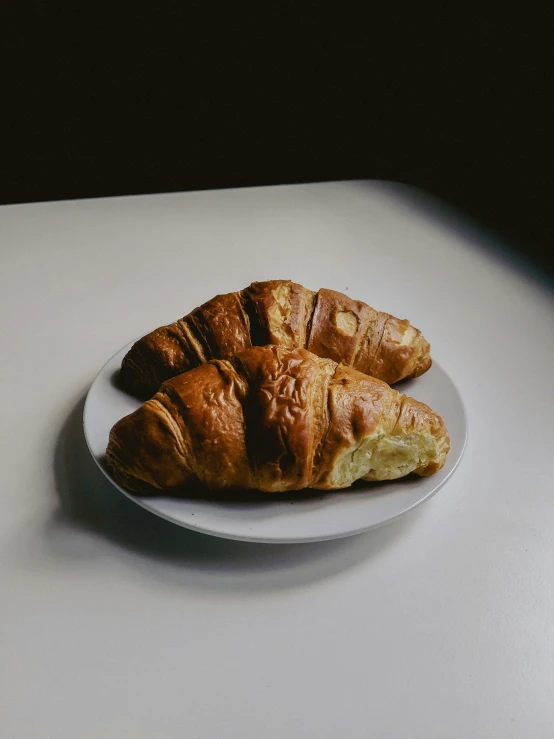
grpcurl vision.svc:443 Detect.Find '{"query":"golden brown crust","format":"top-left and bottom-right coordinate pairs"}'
top-left (119, 324), bottom-right (195, 399)
top-left (105, 396), bottom-right (194, 494)
top-left (120, 292), bottom-right (252, 399)
top-left (119, 281), bottom-right (431, 398)
top-left (234, 346), bottom-right (336, 491)
top-left (108, 346), bottom-right (449, 496)
top-left (185, 291), bottom-right (252, 361)
top-left (109, 360), bottom-right (252, 494)
top-left (359, 316), bottom-right (432, 384)
top-left (307, 288), bottom-right (374, 366)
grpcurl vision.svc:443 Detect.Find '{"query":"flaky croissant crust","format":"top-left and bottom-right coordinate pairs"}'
top-left (120, 281), bottom-right (432, 398)
top-left (108, 346), bottom-right (449, 496)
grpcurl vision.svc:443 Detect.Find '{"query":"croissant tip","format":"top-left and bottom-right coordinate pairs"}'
top-left (120, 354), bottom-right (156, 399)
top-left (414, 355), bottom-right (432, 377)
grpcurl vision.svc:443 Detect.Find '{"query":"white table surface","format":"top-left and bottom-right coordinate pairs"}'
top-left (1, 181), bottom-right (553, 739)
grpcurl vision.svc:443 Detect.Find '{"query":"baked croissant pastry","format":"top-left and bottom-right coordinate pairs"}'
top-left (120, 280), bottom-right (431, 398)
top-left (108, 345), bottom-right (449, 496)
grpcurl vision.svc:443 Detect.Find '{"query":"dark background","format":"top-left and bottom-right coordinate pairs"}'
top-left (3, 5), bottom-right (553, 273)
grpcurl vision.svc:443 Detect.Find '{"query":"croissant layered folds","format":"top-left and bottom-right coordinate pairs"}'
top-left (120, 281), bottom-right (432, 398)
top-left (108, 346), bottom-right (449, 496)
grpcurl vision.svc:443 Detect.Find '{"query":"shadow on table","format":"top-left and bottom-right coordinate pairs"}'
top-left (376, 181), bottom-right (554, 293)
top-left (47, 396), bottom-right (422, 592)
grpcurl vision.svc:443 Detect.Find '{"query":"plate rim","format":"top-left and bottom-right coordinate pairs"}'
top-left (83, 342), bottom-right (468, 544)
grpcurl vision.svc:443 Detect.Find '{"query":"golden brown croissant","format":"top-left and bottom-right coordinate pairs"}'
top-left (108, 346), bottom-right (449, 496)
top-left (120, 280), bottom-right (431, 398)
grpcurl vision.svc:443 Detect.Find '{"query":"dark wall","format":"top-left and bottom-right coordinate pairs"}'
top-left (3, 5), bottom-right (553, 272)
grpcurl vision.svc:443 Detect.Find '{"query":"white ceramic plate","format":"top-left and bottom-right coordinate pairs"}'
top-left (84, 342), bottom-right (467, 543)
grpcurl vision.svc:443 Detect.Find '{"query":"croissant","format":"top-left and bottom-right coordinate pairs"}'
top-left (107, 345), bottom-right (449, 496)
top-left (120, 280), bottom-right (431, 398)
